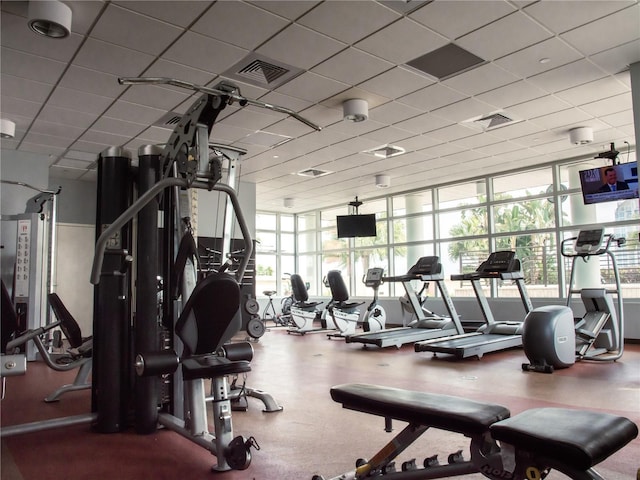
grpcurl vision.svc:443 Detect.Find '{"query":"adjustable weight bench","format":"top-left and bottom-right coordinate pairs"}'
top-left (314, 383), bottom-right (638, 480)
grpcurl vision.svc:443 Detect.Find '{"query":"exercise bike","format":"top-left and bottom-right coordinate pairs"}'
top-left (361, 267), bottom-right (387, 333)
top-left (313, 382), bottom-right (638, 480)
top-left (522, 228), bottom-right (626, 373)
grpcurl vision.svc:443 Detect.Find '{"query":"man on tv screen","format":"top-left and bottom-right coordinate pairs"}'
top-left (596, 167), bottom-right (629, 193)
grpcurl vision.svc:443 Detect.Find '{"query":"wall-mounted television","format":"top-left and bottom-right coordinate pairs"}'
top-left (336, 214), bottom-right (377, 238)
top-left (578, 161), bottom-right (638, 205)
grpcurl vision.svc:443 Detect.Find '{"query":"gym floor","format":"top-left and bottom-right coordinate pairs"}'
top-left (1, 324), bottom-right (639, 480)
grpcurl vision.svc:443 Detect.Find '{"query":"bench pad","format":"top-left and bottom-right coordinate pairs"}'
top-left (330, 383), bottom-right (510, 435)
top-left (181, 356), bottom-right (251, 381)
top-left (490, 408), bottom-right (638, 470)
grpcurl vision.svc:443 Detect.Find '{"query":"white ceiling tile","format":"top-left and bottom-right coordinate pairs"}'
top-left (30, 119), bottom-right (86, 140)
top-left (192, 1), bottom-right (289, 50)
top-left (59, 66), bottom-right (124, 98)
top-left (47, 87), bottom-right (114, 115)
top-left (494, 37), bottom-right (583, 79)
top-left (120, 84), bottom-right (191, 111)
top-left (527, 108), bottom-right (593, 130)
top-left (92, 117), bottom-right (147, 137)
top-left (22, 131), bottom-right (74, 149)
top-left (0, 12), bottom-right (84, 62)
top-left (523, 1), bottom-right (634, 34)
top-left (369, 102), bottom-right (423, 125)
top-left (163, 32), bottom-right (248, 74)
top-left (142, 60), bottom-right (216, 87)
top-left (560, 5), bottom-right (640, 55)
top-left (312, 48), bottom-right (393, 86)
top-left (442, 63), bottom-right (520, 96)
top-left (432, 98), bottom-right (497, 123)
top-left (599, 110), bottom-right (635, 128)
top-left (258, 24), bottom-right (345, 70)
top-left (79, 129), bottom-right (133, 147)
top-left (38, 105), bottom-right (100, 130)
top-left (410, 0), bottom-right (516, 40)
top-left (527, 59), bottom-right (608, 93)
top-left (428, 123), bottom-right (479, 143)
top-left (457, 12), bottom-right (553, 61)
top-left (393, 134), bottom-right (443, 153)
top-left (299, 1), bottom-right (399, 44)
top-left (275, 71), bottom-right (348, 103)
top-left (1, 47), bottom-right (67, 84)
top-left (103, 100), bottom-right (166, 124)
top-left (356, 18), bottom-right (449, 64)
top-left (113, 1), bottom-right (210, 28)
top-left (71, 140), bottom-right (119, 155)
top-left (361, 126), bottom-right (414, 145)
top-left (0, 74), bottom-right (53, 103)
top-left (91, 4), bottom-right (184, 55)
top-left (578, 93), bottom-right (632, 118)
top-left (482, 120), bottom-right (545, 140)
top-left (394, 112), bottom-right (454, 135)
top-left (507, 96), bottom-right (572, 120)
top-left (73, 38), bottom-right (155, 77)
top-left (476, 80), bottom-right (548, 109)
top-left (17, 142), bottom-right (65, 160)
top-left (358, 66), bottom-right (435, 99)
top-left (398, 84), bottom-right (467, 112)
top-left (452, 132), bottom-right (503, 149)
top-left (589, 40), bottom-right (640, 75)
top-left (555, 77), bottom-right (629, 106)
top-left (248, 1), bottom-right (320, 21)
top-left (55, 158), bottom-right (95, 169)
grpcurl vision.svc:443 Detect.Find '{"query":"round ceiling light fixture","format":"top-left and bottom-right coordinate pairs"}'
top-left (569, 126), bottom-right (593, 145)
top-left (28, 0), bottom-right (72, 38)
top-left (0, 119), bottom-right (16, 139)
top-left (343, 99), bottom-right (368, 123)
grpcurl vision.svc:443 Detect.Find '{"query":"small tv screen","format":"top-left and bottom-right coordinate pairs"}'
top-left (336, 214), bottom-right (377, 238)
top-left (579, 161), bottom-right (638, 205)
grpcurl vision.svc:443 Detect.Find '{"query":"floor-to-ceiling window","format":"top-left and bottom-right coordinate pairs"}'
top-left (255, 152), bottom-right (639, 300)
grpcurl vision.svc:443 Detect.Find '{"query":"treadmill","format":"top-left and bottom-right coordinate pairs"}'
top-left (345, 256), bottom-right (465, 349)
top-left (414, 251), bottom-right (533, 359)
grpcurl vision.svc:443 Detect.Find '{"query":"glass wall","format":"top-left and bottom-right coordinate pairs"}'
top-left (256, 151), bottom-right (639, 300)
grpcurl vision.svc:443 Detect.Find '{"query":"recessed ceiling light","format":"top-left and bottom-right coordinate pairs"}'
top-left (539, 58), bottom-right (551, 64)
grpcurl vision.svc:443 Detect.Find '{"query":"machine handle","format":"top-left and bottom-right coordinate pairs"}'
top-left (118, 77), bottom-right (321, 132)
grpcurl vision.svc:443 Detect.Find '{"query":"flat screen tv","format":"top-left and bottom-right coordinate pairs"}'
top-left (336, 214), bottom-right (377, 238)
top-left (578, 161), bottom-right (638, 205)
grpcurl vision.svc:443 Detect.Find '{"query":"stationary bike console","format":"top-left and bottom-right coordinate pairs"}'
top-left (364, 267), bottom-right (384, 287)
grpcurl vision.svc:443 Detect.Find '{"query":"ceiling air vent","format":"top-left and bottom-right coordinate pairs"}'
top-left (223, 53), bottom-right (304, 89)
top-left (462, 111), bottom-right (522, 131)
top-left (297, 168), bottom-right (332, 178)
top-left (363, 144), bottom-right (406, 159)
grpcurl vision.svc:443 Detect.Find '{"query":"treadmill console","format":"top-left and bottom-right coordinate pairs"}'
top-left (409, 256), bottom-right (440, 275)
top-left (479, 251), bottom-right (517, 273)
top-left (575, 229), bottom-right (604, 254)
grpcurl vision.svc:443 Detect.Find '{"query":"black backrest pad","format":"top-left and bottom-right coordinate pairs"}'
top-left (290, 274), bottom-right (309, 302)
top-left (1, 280), bottom-right (19, 353)
top-left (175, 272), bottom-right (241, 356)
top-left (48, 293), bottom-right (84, 348)
top-left (327, 270), bottom-right (349, 302)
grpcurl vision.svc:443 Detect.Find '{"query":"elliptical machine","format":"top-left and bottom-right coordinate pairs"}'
top-left (522, 228), bottom-right (626, 372)
top-left (361, 268), bottom-right (386, 332)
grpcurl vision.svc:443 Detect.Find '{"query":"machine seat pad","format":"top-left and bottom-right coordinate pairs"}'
top-left (330, 383), bottom-right (510, 435)
top-left (293, 300), bottom-right (322, 310)
top-left (181, 356), bottom-right (251, 381)
top-left (335, 301), bottom-right (365, 309)
top-left (490, 408), bottom-right (638, 470)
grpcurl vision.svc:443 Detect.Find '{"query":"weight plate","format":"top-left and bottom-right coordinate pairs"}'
top-left (245, 298), bottom-right (260, 315)
top-left (247, 317), bottom-right (266, 339)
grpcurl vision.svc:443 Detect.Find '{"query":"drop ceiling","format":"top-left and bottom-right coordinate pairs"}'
top-left (1, 0), bottom-right (638, 213)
